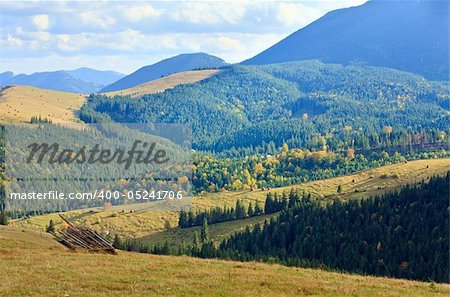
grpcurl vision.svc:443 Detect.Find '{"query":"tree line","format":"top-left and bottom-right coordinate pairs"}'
top-left (178, 189), bottom-right (306, 228)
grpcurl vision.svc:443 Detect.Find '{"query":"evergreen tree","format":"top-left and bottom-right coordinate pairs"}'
top-left (235, 200), bottom-right (247, 219)
top-left (265, 193), bottom-right (274, 214)
top-left (254, 201), bottom-right (263, 215)
top-left (113, 234), bottom-right (122, 249)
top-left (247, 202), bottom-right (254, 217)
top-left (192, 231), bottom-right (201, 254)
top-left (178, 210), bottom-right (188, 228)
top-left (200, 217), bottom-right (209, 244)
top-left (0, 210), bottom-right (8, 226)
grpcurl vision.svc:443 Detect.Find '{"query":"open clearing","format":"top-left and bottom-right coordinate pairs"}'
top-left (0, 226), bottom-right (448, 297)
top-left (0, 85), bottom-right (85, 124)
top-left (103, 69), bottom-right (220, 97)
top-left (13, 158), bottom-right (450, 242)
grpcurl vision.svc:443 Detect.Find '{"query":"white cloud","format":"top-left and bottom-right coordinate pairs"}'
top-left (16, 27), bottom-right (50, 42)
top-left (1, 1), bottom-right (369, 74)
top-left (32, 14), bottom-right (49, 30)
top-left (56, 34), bottom-right (92, 52)
top-left (217, 36), bottom-right (245, 51)
top-left (122, 5), bottom-right (162, 23)
top-left (276, 3), bottom-right (323, 28)
top-left (80, 11), bottom-right (116, 29)
top-left (5, 34), bottom-right (24, 48)
top-left (171, 2), bottom-right (247, 24)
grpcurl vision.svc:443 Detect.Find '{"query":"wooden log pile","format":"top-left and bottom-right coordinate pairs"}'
top-left (54, 214), bottom-right (117, 255)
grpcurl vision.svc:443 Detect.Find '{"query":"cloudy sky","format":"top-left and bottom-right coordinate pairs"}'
top-left (0, 0), bottom-right (366, 74)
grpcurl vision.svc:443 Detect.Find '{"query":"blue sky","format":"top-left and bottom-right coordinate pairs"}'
top-left (0, 0), bottom-right (366, 74)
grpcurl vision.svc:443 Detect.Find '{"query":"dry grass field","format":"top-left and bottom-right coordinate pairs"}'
top-left (0, 85), bottom-right (85, 124)
top-left (103, 69), bottom-right (220, 97)
top-left (12, 158), bottom-right (450, 241)
top-left (0, 226), bottom-right (448, 297)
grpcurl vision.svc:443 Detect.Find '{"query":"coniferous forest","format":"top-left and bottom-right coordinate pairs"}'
top-left (219, 174), bottom-right (449, 282)
top-left (79, 61), bottom-right (450, 153)
top-left (116, 174), bottom-right (449, 283)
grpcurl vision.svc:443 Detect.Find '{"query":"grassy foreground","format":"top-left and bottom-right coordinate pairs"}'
top-left (0, 226), bottom-right (448, 297)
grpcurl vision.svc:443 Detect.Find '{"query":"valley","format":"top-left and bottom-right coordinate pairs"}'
top-left (0, 0), bottom-right (449, 294)
top-left (13, 158), bottom-right (450, 240)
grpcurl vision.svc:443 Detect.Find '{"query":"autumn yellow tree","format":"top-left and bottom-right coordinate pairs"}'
top-left (346, 148), bottom-right (355, 159)
top-left (383, 126), bottom-right (393, 135)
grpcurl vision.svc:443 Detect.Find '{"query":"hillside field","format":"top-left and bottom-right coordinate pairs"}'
top-left (12, 158), bottom-right (450, 243)
top-left (0, 85), bottom-right (85, 124)
top-left (0, 226), bottom-right (448, 297)
top-left (103, 70), bottom-right (220, 97)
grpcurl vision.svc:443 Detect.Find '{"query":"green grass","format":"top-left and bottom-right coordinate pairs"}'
top-left (1, 226), bottom-right (448, 297)
top-left (139, 214), bottom-right (277, 248)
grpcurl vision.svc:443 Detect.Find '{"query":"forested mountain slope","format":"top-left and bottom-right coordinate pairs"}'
top-left (80, 61), bottom-right (450, 152)
top-left (219, 173), bottom-right (450, 283)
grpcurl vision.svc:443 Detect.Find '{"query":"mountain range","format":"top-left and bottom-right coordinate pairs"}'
top-left (0, 68), bottom-right (125, 94)
top-left (2, 0), bottom-right (448, 95)
top-left (100, 53), bottom-right (228, 93)
top-left (243, 0), bottom-right (449, 81)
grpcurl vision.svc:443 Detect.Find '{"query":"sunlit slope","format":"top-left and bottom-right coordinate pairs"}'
top-left (0, 85), bottom-right (85, 124)
top-left (0, 226), bottom-right (448, 297)
top-left (13, 158), bottom-right (450, 239)
top-left (103, 69), bottom-right (220, 97)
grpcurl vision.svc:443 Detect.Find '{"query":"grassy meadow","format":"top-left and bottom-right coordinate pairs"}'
top-left (103, 70), bottom-right (220, 98)
top-left (0, 85), bottom-right (85, 125)
top-left (0, 226), bottom-right (448, 297)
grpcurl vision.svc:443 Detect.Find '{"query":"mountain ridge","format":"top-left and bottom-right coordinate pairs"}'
top-left (100, 53), bottom-right (228, 93)
top-left (242, 0), bottom-right (449, 81)
top-left (0, 68), bottom-right (125, 93)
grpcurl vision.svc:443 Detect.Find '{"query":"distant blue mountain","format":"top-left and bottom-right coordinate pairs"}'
top-left (100, 53), bottom-right (228, 92)
top-left (243, 0), bottom-right (449, 81)
top-left (0, 71), bottom-right (14, 86)
top-left (66, 68), bottom-right (125, 86)
top-left (0, 68), bottom-right (125, 93)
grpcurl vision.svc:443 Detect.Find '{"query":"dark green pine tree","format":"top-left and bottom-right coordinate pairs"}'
top-left (178, 210), bottom-right (188, 228)
top-left (200, 217), bottom-right (209, 244)
top-left (0, 210), bottom-right (8, 226)
top-left (247, 202), bottom-right (254, 217)
top-left (265, 193), bottom-right (274, 214)
top-left (113, 234), bottom-right (122, 249)
top-left (255, 201), bottom-right (263, 215)
top-left (235, 200), bottom-right (247, 219)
